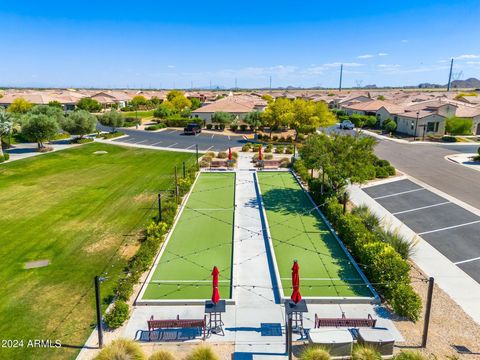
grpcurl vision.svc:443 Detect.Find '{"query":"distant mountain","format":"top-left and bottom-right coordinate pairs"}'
top-left (418, 77), bottom-right (480, 89)
top-left (450, 78), bottom-right (480, 89)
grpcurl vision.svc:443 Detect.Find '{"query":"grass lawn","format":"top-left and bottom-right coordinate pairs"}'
top-left (142, 172), bottom-right (235, 300)
top-left (0, 142), bottom-right (193, 360)
top-left (121, 110), bottom-right (155, 122)
top-left (257, 171), bottom-right (373, 298)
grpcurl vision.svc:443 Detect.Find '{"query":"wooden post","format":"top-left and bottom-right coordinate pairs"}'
top-left (422, 277), bottom-right (434, 348)
top-left (94, 276), bottom-right (104, 349)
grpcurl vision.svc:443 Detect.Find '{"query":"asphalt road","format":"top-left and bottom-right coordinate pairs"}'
top-left (364, 179), bottom-right (480, 284)
top-left (100, 126), bottom-right (249, 152)
top-left (374, 140), bottom-right (480, 209)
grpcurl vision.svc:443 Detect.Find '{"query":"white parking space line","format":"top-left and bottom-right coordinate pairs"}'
top-left (418, 220), bottom-right (480, 236)
top-left (151, 141), bottom-right (163, 146)
top-left (135, 140), bottom-right (147, 144)
top-left (392, 201), bottom-right (450, 215)
top-left (211, 134), bottom-right (215, 139)
top-left (228, 136), bottom-right (231, 140)
top-left (167, 130), bottom-right (178, 134)
top-left (454, 256), bottom-right (480, 265)
top-left (373, 188), bottom-right (424, 200)
top-left (185, 144), bottom-right (196, 150)
top-left (206, 146), bottom-right (214, 151)
top-left (166, 143), bottom-right (178, 148)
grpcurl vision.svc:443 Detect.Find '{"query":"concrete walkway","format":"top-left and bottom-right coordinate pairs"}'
top-left (349, 176), bottom-right (480, 325)
top-left (233, 153), bottom-right (286, 358)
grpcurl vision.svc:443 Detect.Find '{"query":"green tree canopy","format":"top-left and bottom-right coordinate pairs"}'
top-left (290, 99), bottom-right (336, 139)
top-left (21, 114), bottom-right (59, 148)
top-left (153, 103), bottom-right (173, 119)
top-left (211, 112), bottom-right (235, 124)
top-left (77, 98), bottom-right (102, 113)
top-left (244, 111), bottom-right (264, 131)
top-left (28, 105), bottom-right (65, 124)
top-left (62, 110), bottom-right (97, 138)
top-left (48, 100), bottom-right (64, 109)
top-left (0, 109), bottom-right (14, 157)
top-left (189, 97), bottom-right (201, 110)
top-left (130, 95), bottom-right (148, 108)
top-left (262, 97), bottom-right (294, 136)
top-left (98, 110), bottom-right (125, 132)
top-left (300, 133), bottom-right (377, 193)
top-left (8, 98), bottom-right (33, 114)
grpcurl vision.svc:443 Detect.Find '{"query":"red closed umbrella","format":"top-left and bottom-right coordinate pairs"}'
top-left (258, 144), bottom-right (263, 161)
top-left (211, 266), bottom-right (220, 304)
top-left (228, 147), bottom-right (232, 161)
top-left (291, 260), bottom-right (302, 304)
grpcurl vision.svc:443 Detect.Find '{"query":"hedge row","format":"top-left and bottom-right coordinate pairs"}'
top-left (322, 198), bottom-right (422, 321)
top-left (106, 161), bottom-right (199, 329)
top-left (0, 153), bottom-right (10, 163)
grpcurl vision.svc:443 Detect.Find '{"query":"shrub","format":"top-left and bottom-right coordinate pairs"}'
top-left (0, 153), bottom-right (10, 162)
top-left (285, 145), bottom-right (294, 154)
top-left (206, 124), bottom-right (213, 130)
top-left (149, 351), bottom-right (176, 360)
top-left (71, 137), bottom-right (94, 144)
top-left (375, 159), bottom-right (390, 167)
top-left (241, 144), bottom-right (251, 152)
top-left (352, 344), bottom-right (382, 360)
top-left (446, 117), bottom-right (473, 135)
top-left (95, 339), bottom-right (145, 360)
top-left (185, 346), bottom-right (219, 360)
top-left (104, 301), bottom-right (130, 329)
top-left (272, 135), bottom-right (278, 141)
top-left (38, 146), bottom-right (54, 153)
top-left (390, 283), bottom-right (422, 321)
top-left (240, 124), bottom-right (248, 131)
top-left (365, 116), bottom-right (377, 128)
top-left (264, 153), bottom-right (274, 160)
top-left (441, 135), bottom-right (457, 142)
top-left (296, 134), bottom-right (305, 141)
top-left (300, 345), bottom-right (331, 360)
top-left (286, 135), bottom-right (293, 142)
top-left (275, 145), bottom-right (285, 154)
top-left (230, 124), bottom-right (238, 131)
top-left (293, 159), bottom-right (310, 181)
top-left (199, 158), bottom-right (211, 168)
top-left (164, 117), bottom-right (202, 128)
top-left (145, 123), bottom-right (166, 131)
top-left (375, 166), bottom-right (389, 178)
top-left (280, 157), bottom-right (291, 168)
top-left (98, 131), bottom-right (125, 139)
top-left (214, 124), bottom-right (219, 130)
top-left (178, 178), bottom-right (193, 196)
top-left (394, 351), bottom-right (428, 360)
top-left (351, 205), bottom-right (380, 231)
top-left (217, 151), bottom-right (228, 159)
top-left (377, 228), bottom-right (415, 260)
top-left (382, 119), bottom-right (397, 133)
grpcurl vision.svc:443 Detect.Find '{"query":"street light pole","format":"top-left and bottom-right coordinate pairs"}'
top-left (94, 276), bottom-right (104, 349)
top-left (414, 111), bottom-right (419, 141)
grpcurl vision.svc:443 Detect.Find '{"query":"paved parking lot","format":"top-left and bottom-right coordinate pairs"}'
top-left (109, 128), bottom-right (248, 152)
top-left (363, 179), bottom-right (480, 283)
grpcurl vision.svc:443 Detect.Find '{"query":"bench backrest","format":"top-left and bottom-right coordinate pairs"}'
top-left (148, 315), bottom-right (206, 331)
top-left (315, 313), bottom-right (376, 328)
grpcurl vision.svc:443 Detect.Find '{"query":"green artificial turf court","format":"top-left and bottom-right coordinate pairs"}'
top-left (142, 172), bottom-right (235, 300)
top-left (0, 142), bottom-right (194, 360)
top-left (257, 171), bottom-right (373, 298)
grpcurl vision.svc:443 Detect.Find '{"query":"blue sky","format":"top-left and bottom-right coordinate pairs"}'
top-left (1, 0), bottom-right (479, 88)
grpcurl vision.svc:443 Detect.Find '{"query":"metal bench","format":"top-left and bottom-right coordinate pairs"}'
top-left (147, 315), bottom-right (207, 341)
top-left (314, 312), bottom-right (377, 328)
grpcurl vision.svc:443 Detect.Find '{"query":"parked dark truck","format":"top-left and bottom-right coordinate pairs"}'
top-left (184, 123), bottom-right (202, 135)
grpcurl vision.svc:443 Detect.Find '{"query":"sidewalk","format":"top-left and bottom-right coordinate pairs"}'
top-left (349, 179), bottom-right (480, 325)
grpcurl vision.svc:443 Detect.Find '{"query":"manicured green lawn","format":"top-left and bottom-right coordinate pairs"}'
top-left (142, 172), bottom-right (235, 300)
top-left (121, 109), bottom-right (155, 120)
top-left (0, 143), bottom-right (193, 360)
top-left (257, 171), bottom-right (373, 298)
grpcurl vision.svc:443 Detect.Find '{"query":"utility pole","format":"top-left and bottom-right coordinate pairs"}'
top-left (94, 276), bottom-right (104, 349)
top-left (447, 58), bottom-right (454, 92)
top-left (422, 277), bottom-right (435, 348)
top-left (339, 64), bottom-right (343, 92)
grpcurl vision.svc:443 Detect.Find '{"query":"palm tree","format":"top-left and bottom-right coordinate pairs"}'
top-left (0, 109), bottom-right (13, 158)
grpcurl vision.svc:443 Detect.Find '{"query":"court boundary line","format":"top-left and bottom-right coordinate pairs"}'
top-left (136, 171), bottom-right (237, 305)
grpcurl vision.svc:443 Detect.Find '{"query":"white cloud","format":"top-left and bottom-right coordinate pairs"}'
top-left (324, 62), bottom-right (363, 67)
top-left (357, 54), bottom-right (374, 59)
top-left (466, 61), bottom-right (480, 65)
top-left (167, 65), bottom-right (176, 68)
top-left (377, 53), bottom-right (388, 57)
top-left (401, 39), bottom-right (409, 43)
top-left (454, 54), bottom-right (480, 60)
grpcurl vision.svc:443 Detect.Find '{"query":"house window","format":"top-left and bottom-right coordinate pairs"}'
top-left (427, 122), bottom-right (437, 132)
